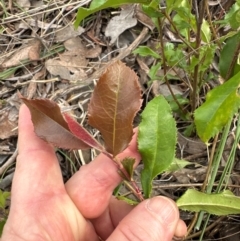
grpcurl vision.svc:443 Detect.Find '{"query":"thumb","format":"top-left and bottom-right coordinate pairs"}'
top-left (107, 196), bottom-right (184, 241)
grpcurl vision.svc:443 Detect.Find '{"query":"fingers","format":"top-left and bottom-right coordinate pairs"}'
top-left (12, 104), bottom-right (65, 206)
top-left (107, 196), bottom-right (187, 241)
top-left (90, 197), bottom-right (135, 240)
top-left (65, 130), bottom-right (141, 218)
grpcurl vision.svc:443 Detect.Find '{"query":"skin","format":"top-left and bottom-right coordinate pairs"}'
top-left (1, 104), bottom-right (187, 241)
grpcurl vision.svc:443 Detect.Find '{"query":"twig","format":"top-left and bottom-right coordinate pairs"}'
top-left (83, 27), bottom-right (149, 82)
top-left (0, 146), bottom-right (18, 176)
top-left (50, 27), bottom-right (149, 101)
top-left (186, 216), bottom-right (225, 240)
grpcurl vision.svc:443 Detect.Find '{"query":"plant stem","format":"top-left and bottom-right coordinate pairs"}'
top-left (157, 17), bottom-right (187, 115)
top-left (191, 0), bottom-right (207, 112)
top-left (205, 3), bottom-right (221, 49)
top-left (113, 156), bottom-right (144, 202)
top-left (201, 134), bottom-right (218, 192)
top-left (195, 119), bottom-right (231, 233)
top-left (163, 11), bottom-right (196, 54)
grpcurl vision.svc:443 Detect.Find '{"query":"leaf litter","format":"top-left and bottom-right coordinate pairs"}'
top-left (0, 1), bottom-right (239, 240)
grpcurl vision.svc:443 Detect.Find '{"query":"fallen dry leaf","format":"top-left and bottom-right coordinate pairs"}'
top-left (16, 0), bottom-right (30, 10)
top-left (2, 39), bottom-right (41, 68)
top-left (135, 4), bottom-right (155, 31)
top-left (45, 58), bottom-right (87, 81)
top-left (59, 51), bottom-right (88, 68)
top-left (55, 25), bottom-right (85, 42)
top-left (0, 108), bottom-right (18, 139)
top-left (178, 132), bottom-right (206, 155)
top-left (28, 39), bottom-right (42, 61)
top-left (105, 5), bottom-right (137, 45)
top-left (88, 61), bottom-right (142, 157)
top-left (64, 37), bottom-right (102, 58)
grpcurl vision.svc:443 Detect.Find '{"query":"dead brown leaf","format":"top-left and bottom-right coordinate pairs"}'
top-left (2, 39), bottom-right (41, 68)
top-left (28, 39), bottom-right (42, 61)
top-left (64, 37), bottom-right (102, 58)
top-left (105, 5), bottom-right (137, 44)
top-left (178, 132), bottom-right (206, 155)
top-left (0, 108), bottom-right (18, 139)
top-left (45, 58), bottom-right (87, 81)
top-left (55, 25), bottom-right (85, 42)
top-left (16, 0), bottom-right (30, 10)
top-left (135, 4), bottom-right (155, 30)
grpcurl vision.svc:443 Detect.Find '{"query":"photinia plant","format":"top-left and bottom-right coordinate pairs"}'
top-left (19, 60), bottom-right (177, 202)
top-left (20, 61), bottom-right (240, 216)
top-left (20, 61), bottom-right (145, 201)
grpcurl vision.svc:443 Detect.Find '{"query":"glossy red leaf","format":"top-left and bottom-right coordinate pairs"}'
top-left (20, 95), bottom-right (103, 151)
top-left (63, 113), bottom-right (104, 152)
top-left (88, 60), bottom-right (142, 157)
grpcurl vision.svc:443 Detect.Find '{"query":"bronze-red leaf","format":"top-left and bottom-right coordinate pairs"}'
top-left (88, 61), bottom-right (142, 157)
top-left (20, 96), bottom-right (101, 150)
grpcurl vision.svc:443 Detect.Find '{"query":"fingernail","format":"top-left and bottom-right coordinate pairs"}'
top-left (146, 196), bottom-right (178, 224)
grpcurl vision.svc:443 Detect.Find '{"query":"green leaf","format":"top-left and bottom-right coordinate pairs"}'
top-left (165, 158), bottom-right (191, 172)
top-left (90, 0), bottom-right (108, 9)
top-left (219, 32), bottom-right (240, 80)
top-left (164, 43), bottom-right (187, 68)
top-left (177, 189), bottom-right (240, 215)
top-left (201, 19), bottom-right (211, 43)
top-left (229, 9), bottom-right (240, 30)
top-left (0, 190), bottom-right (10, 209)
top-left (117, 196), bottom-right (139, 205)
top-left (138, 96), bottom-right (177, 198)
top-left (165, 94), bottom-right (189, 112)
top-left (121, 157), bottom-right (135, 179)
top-left (148, 62), bottom-right (162, 80)
top-left (74, 0), bottom-right (150, 27)
top-left (194, 71), bottom-right (240, 143)
top-left (142, 5), bottom-right (163, 18)
top-left (188, 44), bottom-right (216, 73)
top-left (222, 3), bottom-right (240, 30)
top-left (0, 220), bottom-right (6, 236)
top-left (166, 0), bottom-right (188, 14)
top-left (133, 46), bottom-right (161, 59)
top-left (199, 44), bottom-right (216, 73)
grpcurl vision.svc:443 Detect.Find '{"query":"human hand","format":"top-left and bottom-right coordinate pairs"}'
top-left (1, 104), bottom-right (187, 241)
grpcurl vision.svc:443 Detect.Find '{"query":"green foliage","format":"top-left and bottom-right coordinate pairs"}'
top-left (218, 2), bottom-right (240, 30)
top-left (187, 44), bottom-right (216, 73)
top-left (133, 46), bottom-right (161, 59)
top-left (72, 0), bottom-right (240, 229)
top-left (121, 157), bottom-right (135, 180)
top-left (165, 158), bottom-right (191, 172)
top-left (164, 43), bottom-right (187, 68)
top-left (165, 94), bottom-right (189, 112)
top-left (219, 32), bottom-right (240, 79)
top-left (74, 0), bottom-right (151, 27)
top-left (148, 62), bottom-right (161, 80)
top-left (0, 190), bottom-right (10, 209)
top-left (117, 196), bottom-right (139, 205)
top-left (166, 0), bottom-right (188, 14)
top-left (138, 96), bottom-right (177, 198)
top-left (194, 71), bottom-right (240, 143)
top-left (0, 190), bottom-right (10, 236)
top-left (177, 189), bottom-right (240, 215)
